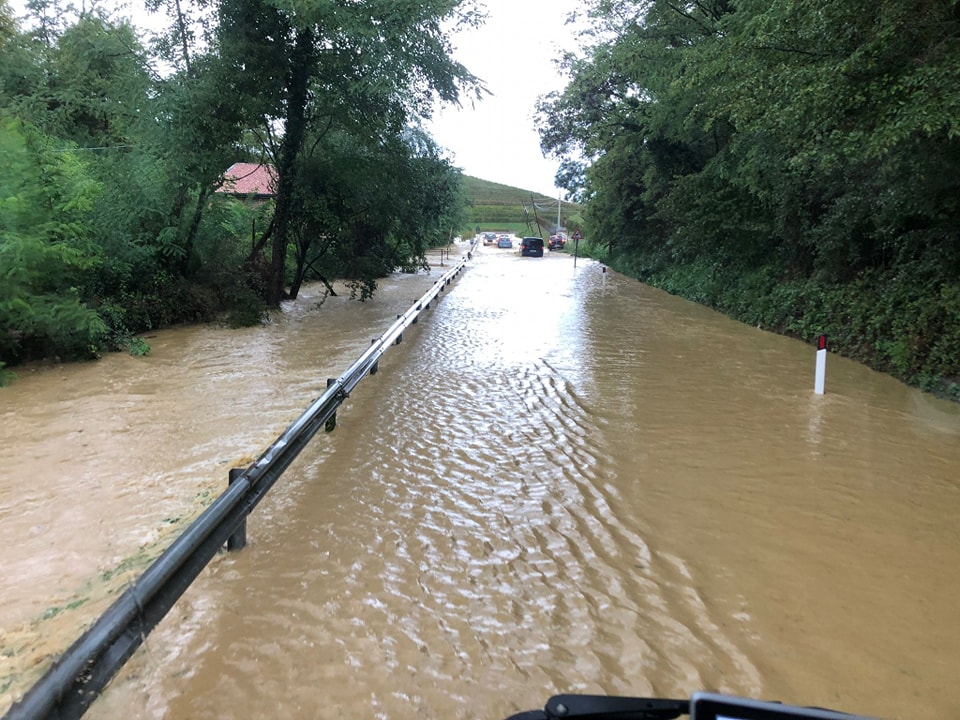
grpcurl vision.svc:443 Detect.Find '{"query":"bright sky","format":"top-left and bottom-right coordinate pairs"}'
top-left (427, 0), bottom-right (586, 197)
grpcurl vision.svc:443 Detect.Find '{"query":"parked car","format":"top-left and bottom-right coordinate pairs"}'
top-left (520, 237), bottom-right (544, 257)
top-left (497, 236), bottom-right (513, 248)
top-left (548, 235), bottom-right (566, 250)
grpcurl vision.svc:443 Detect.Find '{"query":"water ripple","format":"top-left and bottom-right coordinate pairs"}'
top-left (74, 256), bottom-right (960, 720)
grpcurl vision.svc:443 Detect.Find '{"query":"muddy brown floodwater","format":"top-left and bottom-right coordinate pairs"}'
top-left (2, 241), bottom-right (960, 720)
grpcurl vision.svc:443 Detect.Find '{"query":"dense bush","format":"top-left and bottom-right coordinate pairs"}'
top-left (539, 0), bottom-right (960, 399)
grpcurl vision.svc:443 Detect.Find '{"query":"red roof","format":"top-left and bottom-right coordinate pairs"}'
top-left (217, 162), bottom-right (276, 196)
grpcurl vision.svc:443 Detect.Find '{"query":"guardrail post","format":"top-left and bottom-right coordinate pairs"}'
top-left (413, 304), bottom-right (421, 324)
top-left (369, 339), bottom-right (380, 375)
top-left (395, 316), bottom-right (403, 344)
top-left (325, 379), bottom-right (337, 432)
top-left (227, 468), bottom-right (247, 551)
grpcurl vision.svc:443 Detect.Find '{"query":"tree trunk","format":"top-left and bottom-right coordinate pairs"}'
top-left (288, 235), bottom-right (309, 300)
top-left (179, 185), bottom-right (208, 274)
top-left (266, 25), bottom-right (314, 306)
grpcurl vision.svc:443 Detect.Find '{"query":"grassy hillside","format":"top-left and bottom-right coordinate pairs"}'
top-left (461, 175), bottom-right (582, 238)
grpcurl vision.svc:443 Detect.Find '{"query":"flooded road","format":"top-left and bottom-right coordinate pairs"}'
top-left (3, 241), bottom-right (960, 719)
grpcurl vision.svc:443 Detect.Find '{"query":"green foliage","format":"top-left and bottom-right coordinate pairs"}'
top-left (280, 124), bottom-right (469, 300)
top-left (210, 0), bottom-right (485, 305)
top-left (539, 0), bottom-right (960, 396)
top-left (0, 361), bottom-right (13, 386)
top-left (126, 336), bottom-right (150, 356)
top-left (347, 278), bottom-right (378, 302)
top-left (0, 119), bottom-right (108, 362)
top-left (40, 595), bottom-right (89, 620)
top-left (0, 0), bottom-right (499, 378)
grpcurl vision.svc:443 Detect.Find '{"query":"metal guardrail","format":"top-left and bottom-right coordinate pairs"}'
top-left (4, 255), bottom-right (470, 720)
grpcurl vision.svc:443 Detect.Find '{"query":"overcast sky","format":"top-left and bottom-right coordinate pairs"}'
top-left (425, 0), bottom-right (587, 198)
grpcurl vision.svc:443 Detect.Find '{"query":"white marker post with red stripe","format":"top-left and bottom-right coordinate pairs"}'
top-left (814, 334), bottom-right (827, 394)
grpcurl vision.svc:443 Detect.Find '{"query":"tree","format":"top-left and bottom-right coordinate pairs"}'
top-left (284, 126), bottom-right (465, 301)
top-left (0, 0), bottom-right (488, 376)
top-left (712, 0), bottom-right (960, 279)
top-left (538, 0), bottom-right (960, 391)
top-left (0, 118), bottom-right (106, 363)
top-left (537, 0), bottom-right (735, 261)
top-left (213, 0), bottom-right (482, 305)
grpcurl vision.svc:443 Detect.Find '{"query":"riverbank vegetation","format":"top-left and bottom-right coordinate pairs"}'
top-left (539, 0), bottom-right (960, 398)
top-left (0, 0), bottom-right (480, 381)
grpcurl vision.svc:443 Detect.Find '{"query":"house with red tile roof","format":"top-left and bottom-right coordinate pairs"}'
top-left (216, 162), bottom-right (276, 199)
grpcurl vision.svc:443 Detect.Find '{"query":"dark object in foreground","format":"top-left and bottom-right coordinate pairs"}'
top-left (504, 692), bottom-right (876, 720)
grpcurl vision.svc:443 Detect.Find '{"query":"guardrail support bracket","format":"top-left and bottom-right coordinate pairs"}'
top-left (227, 468), bottom-right (247, 551)
top-left (325, 379), bottom-right (338, 432)
top-left (369, 339), bottom-right (380, 374)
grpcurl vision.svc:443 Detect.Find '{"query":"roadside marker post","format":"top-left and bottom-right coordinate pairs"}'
top-left (814, 335), bottom-right (827, 394)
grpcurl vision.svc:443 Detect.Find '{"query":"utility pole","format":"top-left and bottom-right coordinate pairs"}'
top-left (531, 194), bottom-right (544, 237)
top-left (556, 189), bottom-right (562, 234)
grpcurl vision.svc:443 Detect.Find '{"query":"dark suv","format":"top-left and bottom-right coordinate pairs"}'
top-left (520, 237), bottom-right (544, 257)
